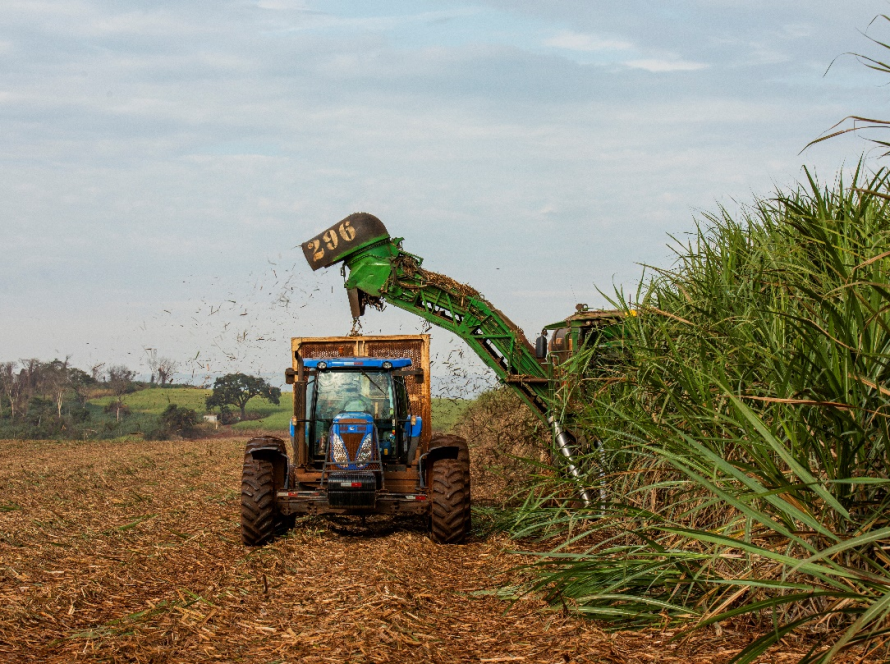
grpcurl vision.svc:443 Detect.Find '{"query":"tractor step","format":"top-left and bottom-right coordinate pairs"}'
top-left (327, 471), bottom-right (376, 509)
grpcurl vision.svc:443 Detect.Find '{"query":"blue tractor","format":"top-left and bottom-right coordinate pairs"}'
top-left (240, 335), bottom-right (470, 545)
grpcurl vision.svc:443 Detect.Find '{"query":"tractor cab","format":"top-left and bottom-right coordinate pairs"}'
top-left (301, 357), bottom-right (423, 471)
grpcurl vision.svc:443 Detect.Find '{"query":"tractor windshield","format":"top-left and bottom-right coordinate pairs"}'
top-left (316, 370), bottom-right (393, 418)
top-left (309, 370), bottom-right (395, 459)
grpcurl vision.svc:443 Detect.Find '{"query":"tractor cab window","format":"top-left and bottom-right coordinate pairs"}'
top-left (309, 370), bottom-right (395, 461)
top-left (394, 376), bottom-right (410, 420)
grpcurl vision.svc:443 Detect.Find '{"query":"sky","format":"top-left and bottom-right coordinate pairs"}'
top-left (2, 0), bottom-right (889, 392)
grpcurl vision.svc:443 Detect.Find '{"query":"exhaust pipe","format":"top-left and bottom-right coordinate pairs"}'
top-left (548, 416), bottom-right (593, 507)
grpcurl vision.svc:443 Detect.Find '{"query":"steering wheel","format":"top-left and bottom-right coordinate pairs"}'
top-left (342, 397), bottom-right (373, 413)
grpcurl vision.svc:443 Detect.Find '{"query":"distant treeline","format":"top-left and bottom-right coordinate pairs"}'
top-left (0, 358), bottom-right (187, 439)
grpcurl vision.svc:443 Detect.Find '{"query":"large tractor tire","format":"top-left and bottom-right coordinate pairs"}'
top-left (429, 434), bottom-right (471, 528)
top-left (429, 456), bottom-right (471, 544)
top-left (241, 455), bottom-right (277, 546)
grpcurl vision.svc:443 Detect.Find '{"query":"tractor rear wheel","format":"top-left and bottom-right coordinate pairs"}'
top-left (429, 457), bottom-right (470, 544)
top-left (429, 434), bottom-right (471, 529)
top-left (241, 456), bottom-right (276, 546)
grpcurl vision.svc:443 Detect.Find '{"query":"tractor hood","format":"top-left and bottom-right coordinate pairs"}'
top-left (329, 412), bottom-right (378, 470)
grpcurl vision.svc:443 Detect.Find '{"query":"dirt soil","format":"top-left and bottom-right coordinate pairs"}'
top-left (0, 437), bottom-right (879, 663)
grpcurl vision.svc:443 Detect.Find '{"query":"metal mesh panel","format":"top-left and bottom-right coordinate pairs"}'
top-left (299, 342), bottom-right (357, 360)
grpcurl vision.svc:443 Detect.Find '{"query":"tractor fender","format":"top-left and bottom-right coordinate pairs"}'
top-left (418, 445), bottom-right (460, 488)
top-left (425, 445), bottom-right (459, 463)
top-left (244, 436), bottom-right (289, 490)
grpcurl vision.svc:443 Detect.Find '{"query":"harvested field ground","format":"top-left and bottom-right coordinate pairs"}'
top-left (0, 437), bottom-right (878, 663)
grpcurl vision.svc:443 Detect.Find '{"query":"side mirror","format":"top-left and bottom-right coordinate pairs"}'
top-left (285, 368), bottom-right (296, 385)
top-left (535, 332), bottom-right (548, 359)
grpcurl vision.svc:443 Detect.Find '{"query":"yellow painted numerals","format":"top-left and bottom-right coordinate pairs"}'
top-left (323, 229), bottom-right (339, 251)
top-left (308, 239), bottom-right (324, 261)
top-left (308, 220), bottom-right (357, 262)
top-left (339, 220), bottom-right (356, 242)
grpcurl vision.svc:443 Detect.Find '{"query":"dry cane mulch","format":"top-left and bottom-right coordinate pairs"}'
top-left (0, 436), bottom-right (880, 663)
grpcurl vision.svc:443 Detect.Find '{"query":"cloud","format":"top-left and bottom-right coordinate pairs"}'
top-left (781, 23), bottom-right (814, 39)
top-left (0, 0), bottom-right (881, 379)
top-left (543, 29), bottom-right (706, 75)
top-left (544, 29), bottom-right (632, 52)
top-left (256, 0), bottom-right (311, 9)
top-left (625, 58), bottom-right (708, 72)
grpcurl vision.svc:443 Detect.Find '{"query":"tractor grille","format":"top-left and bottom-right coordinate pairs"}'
top-left (341, 431), bottom-right (364, 459)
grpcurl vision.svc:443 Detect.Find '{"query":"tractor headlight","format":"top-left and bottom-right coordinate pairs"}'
top-left (355, 432), bottom-right (375, 464)
top-left (331, 432), bottom-right (348, 466)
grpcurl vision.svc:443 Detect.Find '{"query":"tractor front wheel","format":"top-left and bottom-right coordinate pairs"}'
top-left (241, 456), bottom-right (277, 546)
top-left (429, 456), bottom-right (470, 544)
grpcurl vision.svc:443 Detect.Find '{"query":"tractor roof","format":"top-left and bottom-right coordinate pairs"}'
top-left (302, 357), bottom-right (412, 369)
top-left (543, 308), bottom-right (625, 331)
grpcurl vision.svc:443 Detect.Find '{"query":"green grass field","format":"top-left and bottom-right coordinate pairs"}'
top-left (89, 387), bottom-right (292, 431)
top-left (90, 387), bottom-right (210, 413)
top-left (88, 389), bottom-right (470, 434)
top-left (89, 387), bottom-right (472, 433)
top-left (231, 401), bottom-right (292, 431)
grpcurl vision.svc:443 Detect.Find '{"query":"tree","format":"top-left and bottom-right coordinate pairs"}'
top-left (146, 349), bottom-right (178, 386)
top-left (0, 362), bottom-right (22, 419)
top-left (161, 404), bottom-right (198, 438)
top-left (68, 368), bottom-right (95, 405)
top-left (145, 349), bottom-right (158, 384)
top-left (156, 357), bottom-right (178, 386)
top-left (205, 373), bottom-right (281, 421)
top-left (106, 365), bottom-right (135, 421)
top-left (1, 360), bottom-right (94, 422)
top-left (42, 358), bottom-right (71, 419)
top-left (17, 359), bottom-right (44, 419)
top-left (90, 363), bottom-right (105, 382)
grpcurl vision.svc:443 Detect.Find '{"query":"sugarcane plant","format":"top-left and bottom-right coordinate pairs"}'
top-left (516, 166), bottom-right (890, 663)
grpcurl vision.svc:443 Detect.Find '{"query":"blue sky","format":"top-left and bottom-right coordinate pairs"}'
top-left (2, 0), bottom-right (889, 389)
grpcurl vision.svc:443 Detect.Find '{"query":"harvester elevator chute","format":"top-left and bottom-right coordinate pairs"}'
top-left (301, 212), bottom-right (620, 507)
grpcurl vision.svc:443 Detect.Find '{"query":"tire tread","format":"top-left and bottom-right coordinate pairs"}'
top-left (430, 457), bottom-right (470, 544)
top-left (241, 456), bottom-right (276, 546)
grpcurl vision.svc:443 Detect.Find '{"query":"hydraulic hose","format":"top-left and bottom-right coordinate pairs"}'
top-left (548, 415), bottom-right (593, 507)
